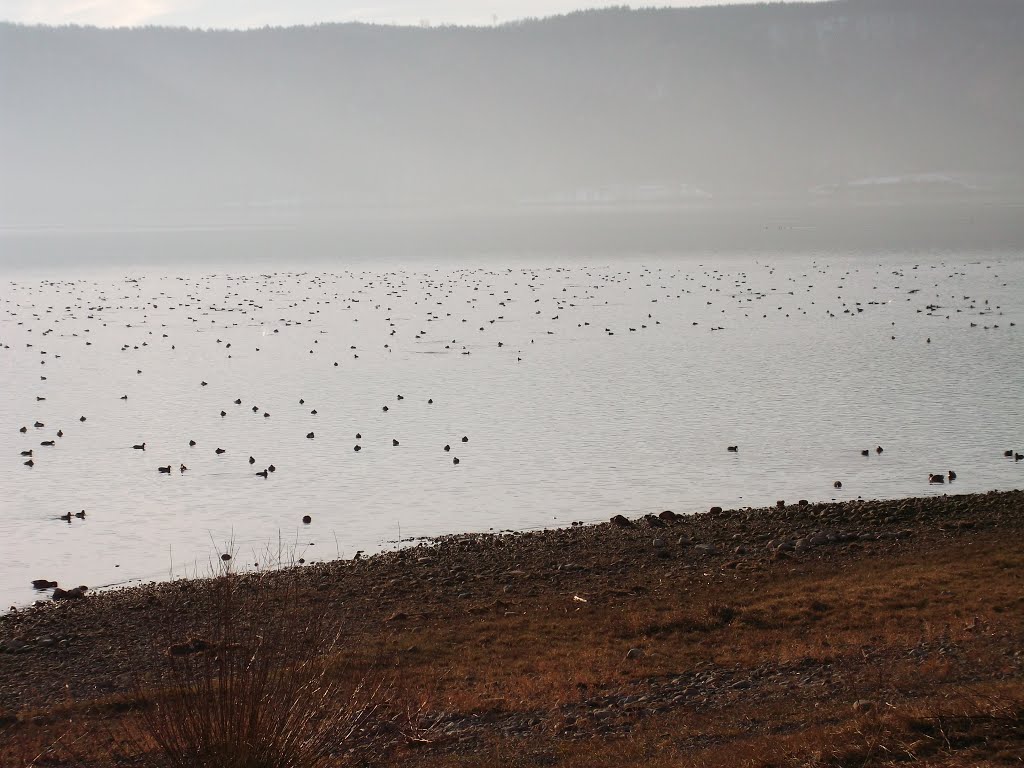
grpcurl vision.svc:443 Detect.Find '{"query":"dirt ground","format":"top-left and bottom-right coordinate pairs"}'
top-left (2, 490), bottom-right (1022, 766)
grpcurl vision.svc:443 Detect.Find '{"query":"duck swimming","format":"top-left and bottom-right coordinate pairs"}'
top-left (158, 465), bottom-right (172, 473)
top-left (133, 443), bottom-right (146, 450)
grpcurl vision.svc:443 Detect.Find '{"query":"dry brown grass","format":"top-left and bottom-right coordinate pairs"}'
top-left (2, 507), bottom-right (1022, 767)
top-left (113, 572), bottom-right (390, 767)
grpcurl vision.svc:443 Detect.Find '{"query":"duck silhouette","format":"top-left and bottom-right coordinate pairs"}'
top-left (158, 465), bottom-right (172, 473)
top-left (133, 443), bottom-right (146, 450)
top-left (249, 456), bottom-right (256, 464)
top-left (180, 464), bottom-right (188, 473)
top-left (948, 470), bottom-right (956, 481)
top-left (256, 469), bottom-right (268, 478)
top-left (24, 458), bottom-right (34, 467)
top-left (833, 481), bottom-right (842, 488)
top-left (876, 446), bottom-right (883, 454)
top-left (268, 464), bottom-right (276, 472)
top-left (20, 449), bottom-right (32, 457)
top-left (215, 448), bottom-right (226, 455)
top-left (189, 440), bottom-right (196, 447)
top-left (453, 457), bottom-right (460, 465)
top-left (861, 449), bottom-right (870, 456)
top-left (928, 473), bottom-right (945, 483)
top-left (727, 445), bottom-right (738, 452)
top-left (75, 510), bottom-right (86, 519)
top-left (59, 511), bottom-right (72, 521)
top-left (40, 440), bottom-right (55, 446)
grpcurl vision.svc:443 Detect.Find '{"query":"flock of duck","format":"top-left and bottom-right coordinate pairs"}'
top-left (3, 258), bottom-right (1020, 544)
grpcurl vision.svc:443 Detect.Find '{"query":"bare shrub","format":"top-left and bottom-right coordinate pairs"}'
top-left (118, 569), bottom-right (391, 767)
top-left (706, 602), bottom-right (737, 626)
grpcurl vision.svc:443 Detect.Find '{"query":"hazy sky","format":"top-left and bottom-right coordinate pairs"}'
top-left (2, 0), bottom-right (808, 28)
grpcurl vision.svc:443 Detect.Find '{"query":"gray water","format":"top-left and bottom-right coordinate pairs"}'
top-left (2, 226), bottom-right (1023, 610)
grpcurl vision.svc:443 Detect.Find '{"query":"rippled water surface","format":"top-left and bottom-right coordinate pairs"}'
top-left (2, 234), bottom-right (1022, 609)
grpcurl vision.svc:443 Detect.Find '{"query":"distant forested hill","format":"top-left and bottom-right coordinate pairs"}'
top-left (2, 0), bottom-right (1022, 225)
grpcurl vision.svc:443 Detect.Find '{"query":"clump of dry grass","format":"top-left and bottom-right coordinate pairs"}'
top-left (116, 567), bottom-right (392, 768)
top-left (812, 690), bottom-right (1024, 767)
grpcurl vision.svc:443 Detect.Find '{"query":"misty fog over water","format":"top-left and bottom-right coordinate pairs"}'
top-left (3, 0), bottom-right (1024, 229)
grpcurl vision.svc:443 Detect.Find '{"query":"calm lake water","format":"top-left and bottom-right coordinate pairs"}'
top-left (2, 217), bottom-right (1023, 609)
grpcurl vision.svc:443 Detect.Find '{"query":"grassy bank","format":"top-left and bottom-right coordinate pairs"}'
top-left (2, 491), bottom-right (1022, 766)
